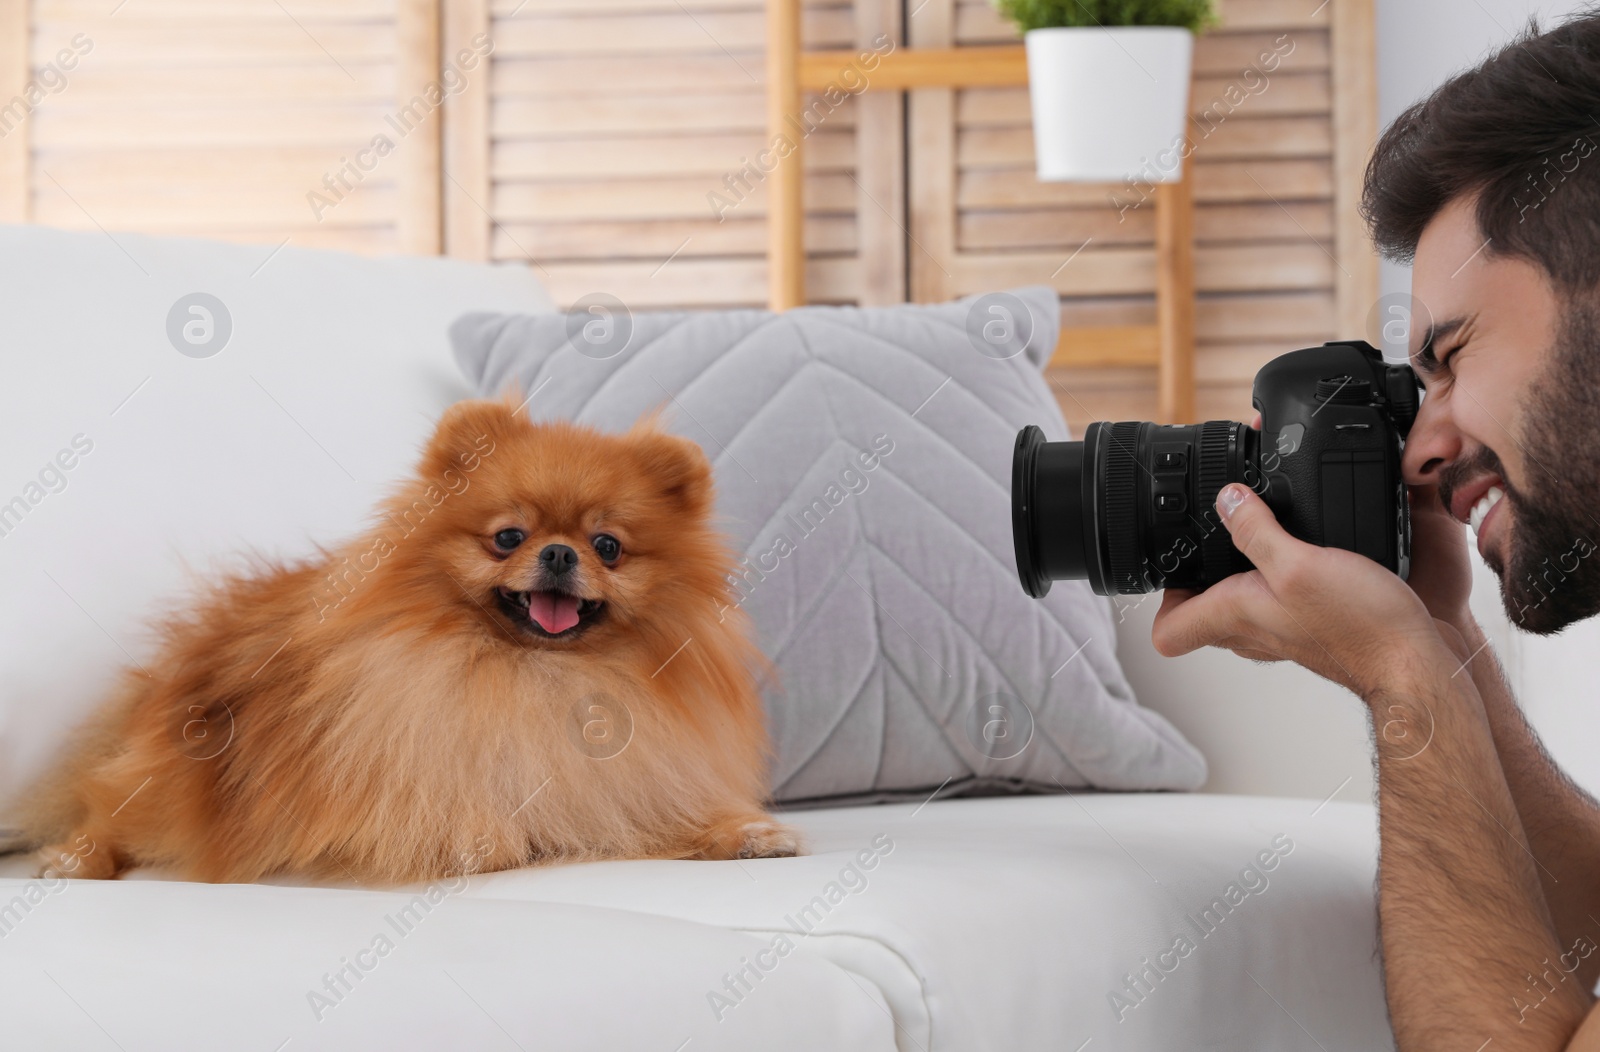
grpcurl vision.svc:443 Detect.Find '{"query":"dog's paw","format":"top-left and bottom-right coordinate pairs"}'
top-left (734, 819), bottom-right (803, 859)
top-left (34, 839), bottom-right (120, 880)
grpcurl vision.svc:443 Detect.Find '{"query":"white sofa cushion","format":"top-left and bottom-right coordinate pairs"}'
top-left (0, 883), bottom-right (896, 1051)
top-left (0, 794), bottom-right (1390, 1051)
top-left (0, 225), bottom-right (552, 831)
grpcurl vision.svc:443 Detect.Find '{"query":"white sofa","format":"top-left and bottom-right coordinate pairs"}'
top-left (0, 224), bottom-right (1395, 1051)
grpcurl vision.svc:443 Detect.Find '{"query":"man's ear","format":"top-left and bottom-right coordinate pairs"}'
top-left (424, 396), bottom-right (522, 473)
top-left (629, 422), bottom-right (714, 516)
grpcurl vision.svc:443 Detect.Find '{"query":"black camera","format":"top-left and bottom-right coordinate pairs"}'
top-left (1012, 340), bottom-right (1423, 598)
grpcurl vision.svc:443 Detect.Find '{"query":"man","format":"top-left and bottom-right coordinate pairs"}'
top-left (1152, 11), bottom-right (1600, 1050)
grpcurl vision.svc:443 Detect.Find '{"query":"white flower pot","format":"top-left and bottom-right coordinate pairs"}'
top-left (1024, 26), bottom-right (1195, 184)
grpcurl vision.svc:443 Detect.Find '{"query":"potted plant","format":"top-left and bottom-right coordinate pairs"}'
top-left (995, 0), bottom-right (1218, 183)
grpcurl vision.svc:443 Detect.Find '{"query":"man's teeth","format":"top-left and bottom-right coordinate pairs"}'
top-left (1469, 486), bottom-right (1505, 535)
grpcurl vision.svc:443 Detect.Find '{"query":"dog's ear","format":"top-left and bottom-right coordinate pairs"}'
top-left (425, 397), bottom-right (523, 473)
top-left (628, 421), bottom-right (713, 517)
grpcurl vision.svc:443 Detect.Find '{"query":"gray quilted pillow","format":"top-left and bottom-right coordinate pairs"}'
top-left (449, 287), bottom-right (1205, 803)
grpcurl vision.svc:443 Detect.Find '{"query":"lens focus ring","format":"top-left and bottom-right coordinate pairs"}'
top-left (1102, 422), bottom-right (1143, 593)
top-left (1198, 421), bottom-right (1248, 583)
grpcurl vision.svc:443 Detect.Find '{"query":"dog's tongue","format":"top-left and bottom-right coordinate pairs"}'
top-left (528, 591), bottom-right (581, 634)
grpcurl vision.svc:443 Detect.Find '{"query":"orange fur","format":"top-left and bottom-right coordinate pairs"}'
top-left (18, 399), bottom-right (800, 884)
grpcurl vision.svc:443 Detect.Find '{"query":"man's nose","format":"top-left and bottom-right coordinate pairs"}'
top-left (1400, 393), bottom-right (1462, 485)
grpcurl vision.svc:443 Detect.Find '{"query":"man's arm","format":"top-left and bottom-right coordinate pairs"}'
top-left (1384, 477), bottom-right (1600, 992)
top-left (1151, 482), bottom-right (1599, 1050)
top-left (1371, 641), bottom-right (1590, 1047)
top-left (1455, 617), bottom-right (1600, 992)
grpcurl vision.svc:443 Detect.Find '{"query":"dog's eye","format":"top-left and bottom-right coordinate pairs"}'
top-left (493, 528), bottom-right (526, 552)
top-left (592, 534), bottom-right (621, 564)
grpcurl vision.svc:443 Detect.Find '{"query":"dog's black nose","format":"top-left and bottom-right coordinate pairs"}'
top-left (539, 544), bottom-right (578, 576)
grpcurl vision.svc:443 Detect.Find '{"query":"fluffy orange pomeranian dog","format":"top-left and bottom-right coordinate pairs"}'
top-left (17, 398), bottom-right (799, 884)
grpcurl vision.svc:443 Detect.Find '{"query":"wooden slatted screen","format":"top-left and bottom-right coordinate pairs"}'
top-left (1, 0), bottom-right (1375, 426)
top-left (5, 0), bottom-right (441, 254)
top-left (911, 0), bottom-right (1376, 431)
top-left (442, 0), bottom-right (905, 309)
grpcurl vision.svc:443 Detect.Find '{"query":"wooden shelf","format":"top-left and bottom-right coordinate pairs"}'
top-left (799, 45), bottom-right (1028, 91)
top-left (767, 0), bottom-right (1198, 420)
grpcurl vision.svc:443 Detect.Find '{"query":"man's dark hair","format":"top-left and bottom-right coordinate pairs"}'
top-left (1363, 6), bottom-right (1600, 296)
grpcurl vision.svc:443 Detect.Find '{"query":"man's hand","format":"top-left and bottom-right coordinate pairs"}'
top-left (1404, 481), bottom-right (1476, 631)
top-left (1151, 482), bottom-right (1456, 699)
top-left (1244, 411), bottom-right (1477, 635)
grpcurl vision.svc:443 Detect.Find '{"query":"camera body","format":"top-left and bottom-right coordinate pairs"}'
top-left (1013, 340), bottom-right (1422, 598)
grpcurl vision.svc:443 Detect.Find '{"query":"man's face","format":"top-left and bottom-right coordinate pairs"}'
top-left (1403, 193), bottom-right (1600, 633)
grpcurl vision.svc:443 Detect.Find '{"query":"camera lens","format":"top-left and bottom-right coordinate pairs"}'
top-left (1012, 421), bottom-right (1259, 597)
top-left (1013, 426), bottom-right (1083, 597)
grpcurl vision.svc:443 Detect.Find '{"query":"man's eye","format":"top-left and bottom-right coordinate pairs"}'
top-left (494, 528), bottom-right (526, 551)
top-left (1433, 342), bottom-right (1464, 373)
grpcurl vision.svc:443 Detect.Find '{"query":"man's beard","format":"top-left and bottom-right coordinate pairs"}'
top-left (1459, 296), bottom-right (1600, 634)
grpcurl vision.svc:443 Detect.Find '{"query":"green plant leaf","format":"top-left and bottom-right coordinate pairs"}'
top-left (992, 0), bottom-right (1219, 34)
